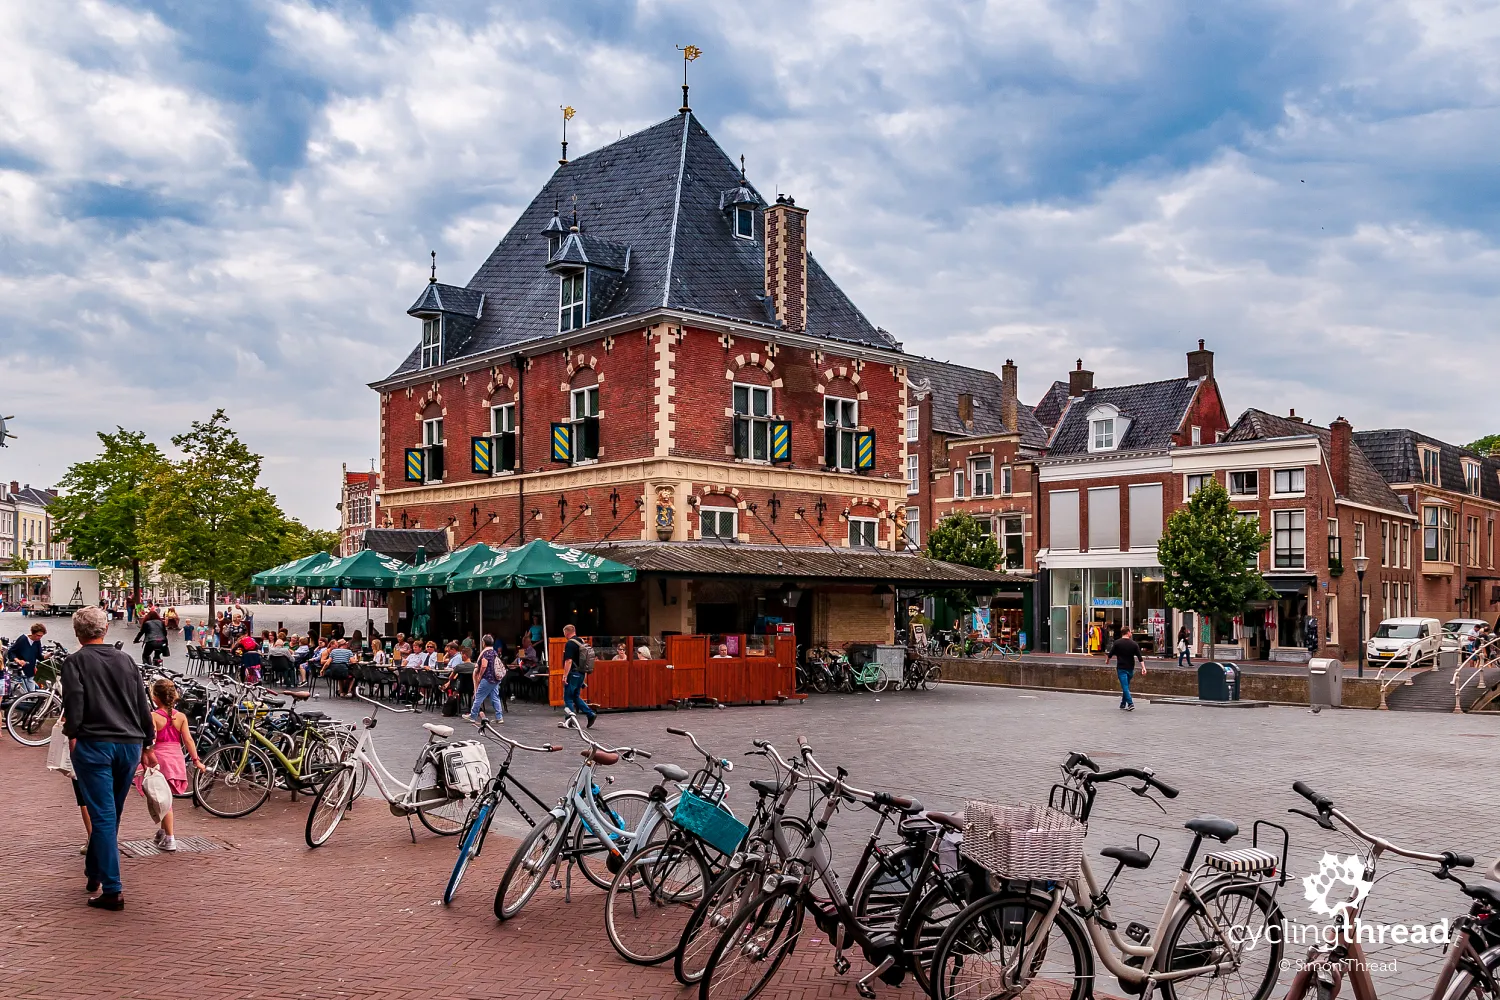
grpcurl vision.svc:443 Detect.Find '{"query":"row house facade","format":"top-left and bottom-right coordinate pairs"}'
top-left (371, 106), bottom-right (1000, 649)
top-left (1176, 410), bottom-right (1417, 663)
top-left (1354, 429), bottom-right (1500, 623)
top-left (338, 466), bottom-right (376, 557)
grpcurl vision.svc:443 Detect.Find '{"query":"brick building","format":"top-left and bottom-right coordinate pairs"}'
top-left (1034, 344), bottom-right (1230, 654)
top-left (338, 466), bottom-right (376, 557)
top-left (1354, 429), bottom-right (1500, 623)
top-left (1176, 409), bottom-right (1417, 663)
top-left (369, 103), bottom-right (1002, 647)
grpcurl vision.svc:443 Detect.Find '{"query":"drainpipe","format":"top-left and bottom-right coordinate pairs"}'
top-left (514, 352), bottom-right (526, 544)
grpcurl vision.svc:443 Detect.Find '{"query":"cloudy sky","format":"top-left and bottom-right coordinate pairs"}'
top-left (3, 1), bottom-right (1498, 527)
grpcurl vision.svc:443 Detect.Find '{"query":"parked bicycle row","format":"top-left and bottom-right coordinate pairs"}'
top-left (798, 644), bottom-right (941, 694)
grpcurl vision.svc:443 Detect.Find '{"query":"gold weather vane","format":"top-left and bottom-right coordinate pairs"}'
top-left (559, 105), bottom-right (575, 166)
top-left (677, 44), bottom-right (701, 113)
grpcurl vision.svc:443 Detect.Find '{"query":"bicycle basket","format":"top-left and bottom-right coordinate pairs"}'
top-left (673, 789), bottom-right (748, 856)
top-left (960, 802), bottom-right (1085, 880)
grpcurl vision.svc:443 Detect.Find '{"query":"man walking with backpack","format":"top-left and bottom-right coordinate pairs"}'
top-left (559, 624), bottom-right (596, 728)
top-left (468, 634), bottom-right (503, 727)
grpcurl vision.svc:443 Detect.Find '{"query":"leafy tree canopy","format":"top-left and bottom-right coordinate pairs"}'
top-left (1466, 433), bottom-right (1500, 456)
top-left (926, 511), bottom-right (1002, 614)
top-left (48, 428), bottom-right (169, 573)
top-left (1157, 478), bottom-right (1274, 619)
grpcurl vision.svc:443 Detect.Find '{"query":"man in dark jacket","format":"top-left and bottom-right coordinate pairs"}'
top-left (8, 622), bottom-right (46, 692)
top-left (133, 610), bottom-right (168, 665)
top-left (62, 606), bottom-right (156, 911)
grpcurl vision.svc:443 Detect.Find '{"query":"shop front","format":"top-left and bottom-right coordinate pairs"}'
top-left (1047, 565), bottom-right (1168, 654)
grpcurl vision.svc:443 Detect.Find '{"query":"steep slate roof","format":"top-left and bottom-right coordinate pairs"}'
top-left (1226, 410), bottom-right (1411, 515)
top-left (408, 282), bottom-right (484, 318)
top-left (384, 112), bottom-right (895, 379)
top-left (1033, 381), bottom-right (1071, 431)
top-left (1354, 429), bottom-right (1500, 503)
top-left (590, 541), bottom-right (1025, 585)
top-left (903, 357), bottom-right (1050, 451)
top-left (1045, 377), bottom-right (1202, 457)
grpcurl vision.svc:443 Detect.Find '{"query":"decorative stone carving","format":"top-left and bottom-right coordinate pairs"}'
top-left (654, 484), bottom-right (676, 540)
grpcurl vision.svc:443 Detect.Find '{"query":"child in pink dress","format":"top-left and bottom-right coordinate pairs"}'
top-left (135, 678), bottom-right (204, 852)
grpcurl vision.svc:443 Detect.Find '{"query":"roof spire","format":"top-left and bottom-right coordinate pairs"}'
top-left (429, 250), bottom-right (437, 284)
top-left (739, 153), bottom-right (746, 183)
top-left (558, 105), bottom-right (575, 165)
top-left (570, 193), bottom-right (579, 232)
top-left (676, 44), bottom-right (701, 113)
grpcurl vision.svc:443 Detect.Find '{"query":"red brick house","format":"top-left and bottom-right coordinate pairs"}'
top-left (338, 466), bottom-right (375, 557)
top-left (369, 105), bottom-right (1001, 646)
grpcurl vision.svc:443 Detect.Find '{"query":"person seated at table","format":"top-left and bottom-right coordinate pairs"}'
top-left (713, 643), bottom-right (731, 658)
top-left (370, 638), bottom-right (389, 666)
top-left (612, 641), bottom-right (629, 661)
top-left (636, 643), bottom-right (653, 660)
top-left (419, 640), bottom-right (440, 668)
top-left (403, 645), bottom-right (427, 670)
top-left (446, 642), bottom-right (466, 671)
top-left (321, 639), bottom-right (355, 697)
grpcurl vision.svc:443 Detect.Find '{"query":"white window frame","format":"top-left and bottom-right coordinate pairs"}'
top-left (1467, 514), bottom-right (1481, 568)
top-left (1272, 467), bottom-right (1306, 496)
top-left (733, 383), bottom-right (774, 462)
top-left (905, 406), bottom-right (919, 442)
top-left (734, 206), bottom-right (754, 240)
top-left (420, 317), bottom-right (443, 369)
top-left (849, 516), bottom-right (878, 549)
top-left (1191, 425), bottom-right (1202, 446)
top-left (1000, 465), bottom-right (1013, 496)
top-left (824, 396), bottom-right (858, 472)
top-left (1228, 470), bottom-right (1259, 497)
top-left (1423, 504), bottom-right (1453, 563)
top-left (559, 271), bottom-right (586, 332)
top-left (1420, 445), bottom-right (1441, 487)
top-left (1402, 522), bottom-right (1411, 568)
top-left (952, 469), bottom-right (966, 499)
top-left (1273, 508), bottom-right (1306, 569)
top-left (1185, 473), bottom-right (1210, 499)
top-left (422, 416), bottom-right (445, 484)
top-left (1091, 418), bottom-right (1115, 451)
top-left (490, 403), bottom-right (515, 435)
top-left (1463, 459), bottom-right (1482, 496)
top-left (906, 454), bottom-right (920, 495)
top-left (1353, 521), bottom-right (1366, 560)
top-left (1000, 514), bottom-right (1025, 570)
top-left (1380, 520), bottom-right (1389, 567)
top-left (970, 455), bottom-right (994, 497)
top-left (569, 385), bottom-right (600, 466)
top-left (904, 507), bottom-right (920, 549)
top-left (700, 507), bottom-right (738, 540)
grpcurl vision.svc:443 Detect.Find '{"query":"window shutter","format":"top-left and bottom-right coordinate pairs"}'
top-left (404, 448), bottom-right (424, 483)
top-left (471, 436), bottom-right (493, 475)
top-left (769, 421), bottom-right (791, 463)
top-left (580, 416), bottom-right (600, 460)
top-left (550, 422), bottom-right (572, 463)
top-left (824, 425), bottom-right (837, 468)
top-left (733, 416), bottom-right (749, 459)
top-left (427, 444), bottom-right (445, 482)
top-left (497, 431), bottom-right (516, 472)
top-left (855, 430), bottom-right (876, 471)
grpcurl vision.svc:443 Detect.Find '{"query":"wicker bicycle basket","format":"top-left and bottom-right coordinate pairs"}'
top-left (959, 802), bottom-right (1085, 880)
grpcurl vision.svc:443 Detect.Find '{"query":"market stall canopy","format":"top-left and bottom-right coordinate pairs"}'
top-left (297, 550), bottom-right (411, 590)
top-left (446, 540), bottom-right (637, 593)
top-left (589, 541), bottom-right (1027, 587)
top-left (395, 543), bottom-right (498, 589)
top-left (250, 551), bottom-right (333, 588)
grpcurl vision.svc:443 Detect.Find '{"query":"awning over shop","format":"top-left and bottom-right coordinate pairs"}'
top-left (362, 528), bottom-right (450, 562)
top-left (1264, 575), bottom-right (1317, 596)
top-left (589, 541), bottom-right (1027, 588)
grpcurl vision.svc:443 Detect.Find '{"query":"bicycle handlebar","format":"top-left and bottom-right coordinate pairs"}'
top-left (666, 726), bottom-right (733, 771)
top-left (1089, 766), bottom-right (1179, 799)
top-left (1289, 781), bottom-right (1463, 864)
top-left (354, 691), bottom-right (413, 714)
top-left (477, 721), bottom-right (559, 753)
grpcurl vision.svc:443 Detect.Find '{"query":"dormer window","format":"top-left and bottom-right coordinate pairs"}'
top-left (559, 272), bottom-right (585, 332)
top-left (1092, 418), bottom-right (1114, 450)
top-left (734, 206), bottom-right (754, 240)
top-left (420, 318), bottom-right (442, 369)
top-left (1085, 403), bottom-right (1129, 453)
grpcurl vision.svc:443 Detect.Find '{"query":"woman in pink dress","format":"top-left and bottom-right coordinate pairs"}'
top-left (135, 678), bottom-right (205, 852)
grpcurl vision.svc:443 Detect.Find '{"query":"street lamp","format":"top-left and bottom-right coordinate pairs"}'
top-left (1352, 554), bottom-right (1370, 677)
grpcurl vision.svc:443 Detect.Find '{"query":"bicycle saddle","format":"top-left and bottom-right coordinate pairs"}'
top-left (422, 723), bottom-right (454, 739)
top-left (749, 778), bottom-right (783, 797)
top-left (1464, 883), bottom-right (1500, 908)
top-left (276, 690), bottom-right (312, 702)
top-left (1184, 816), bottom-right (1238, 842)
top-left (585, 749), bottom-right (619, 766)
top-left (653, 763), bottom-right (690, 783)
top-left (1101, 846), bottom-right (1153, 869)
top-left (924, 810), bottom-right (965, 832)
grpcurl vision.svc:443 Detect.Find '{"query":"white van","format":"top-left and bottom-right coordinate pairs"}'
top-left (1367, 617), bottom-right (1442, 665)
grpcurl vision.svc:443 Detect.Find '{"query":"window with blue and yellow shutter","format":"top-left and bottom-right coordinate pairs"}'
top-left (471, 436), bottom-right (493, 475)
top-left (770, 421), bottom-right (791, 463)
top-left (550, 422), bottom-right (572, 463)
top-left (404, 448), bottom-right (424, 482)
top-left (854, 430), bottom-right (876, 471)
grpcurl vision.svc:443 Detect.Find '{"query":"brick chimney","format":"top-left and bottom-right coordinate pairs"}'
top-left (8, 481), bottom-right (17, 494)
top-left (1001, 359), bottom-right (1019, 434)
top-left (1187, 339), bottom-right (1214, 380)
top-left (1286, 409), bottom-right (1303, 423)
top-left (1068, 359), bottom-right (1093, 397)
top-left (763, 195), bottom-right (809, 333)
top-left (1329, 416), bottom-right (1352, 497)
top-left (957, 393), bottom-right (974, 427)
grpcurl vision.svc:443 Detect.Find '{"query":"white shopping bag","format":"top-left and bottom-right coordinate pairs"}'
top-left (45, 719), bottom-right (72, 776)
top-left (140, 766), bottom-right (173, 825)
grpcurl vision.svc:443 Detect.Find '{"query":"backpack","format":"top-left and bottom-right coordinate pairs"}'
top-left (575, 640), bottom-right (595, 674)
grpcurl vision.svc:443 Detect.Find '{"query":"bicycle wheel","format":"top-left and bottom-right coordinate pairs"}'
top-left (415, 752), bottom-right (470, 835)
top-left (305, 764), bottom-right (357, 847)
top-left (922, 663), bottom-right (942, 690)
top-left (851, 843), bottom-right (923, 937)
top-left (699, 887), bottom-right (803, 1000)
top-left (862, 669), bottom-right (890, 694)
top-left (810, 664), bottom-right (831, 694)
top-left (573, 787), bottom-right (652, 890)
top-left (194, 743), bottom-right (276, 819)
top-left (932, 890), bottom-right (1092, 1000)
top-left (1159, 882), bottom-right (1284, 1000)
top-left (6, 690), bottom-right (61, 746)
top-left (444, 797), bottom-right (493, 905)
top-left (903, 874), bottom-right (976, 997)
top-left (495, 813), bottom-right (565, 920)
top-left (943, 643), bottom-right (965, 658)
top-left (676, 864), bottom-right (762, 985)
top-left (606, 834), bottom-right (713, 965)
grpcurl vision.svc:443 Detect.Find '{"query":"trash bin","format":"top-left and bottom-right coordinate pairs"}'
top-left (1197, 661), bottom-right (1241, 701)
top-left (873, 645), bottom-right (906, 687)
top-left (1438, 648), bottom-right (1460, 671)
top-left (1308, 657), bottom-right (1343, 708)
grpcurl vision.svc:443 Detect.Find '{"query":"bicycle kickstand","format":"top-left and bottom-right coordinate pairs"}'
top-left (406, 814), bottom-right (417, 844)
top-left (855, 956), bottom-right (894, 999)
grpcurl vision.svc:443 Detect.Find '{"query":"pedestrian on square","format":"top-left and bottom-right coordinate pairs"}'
top-left (62, 606), bottom-right (157, 910)
top-left (182, 619), bottom-right (195, 644)
top-left (164, 607), bottom-right (179, 634)
top-left (9, 622), bottom-right (47, 693)
top-left (134, 609), bottom-right (169, 666)
top-left (559, 625), bottom-right (596, 728)
top-left (134, 678), bottom-right (204, 852)
top-left (468, 635), bottom-right (503, 726)
top-left (1108, 631), bottom-right (1144, 712)
top-left (1176, 625), bottom-right (1192, 668)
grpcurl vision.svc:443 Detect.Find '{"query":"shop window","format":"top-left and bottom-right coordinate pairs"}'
top-left (1229, 470), bottom-right (1258, 497)
top-left (849, 517), bottom-right (878, 549)
top-left (824, 397), bottom-right (858, 471)
top-left (904, 508), bottom-right (920, 549)
top-left (1000, 515), bottom-right (1024, 570)
top-left (420, 318), bottom-right (443, 369)
top-left (1423, 505), bottom-right (1453, 562)
top-left (1273, 468), bottom-right (1305, 495)
top-left (1273, 509), bottom-right (1305, 568)
top-left (971, 456), bottom-right (994, 497)
top-left (700, 507), bottom-right (737, 540)
top-left (906, 455), bottom-right (919, 494)
top-left (570, 385), bottom-right (600, 464)
top-left (733, 384), bottom-right (772, 461)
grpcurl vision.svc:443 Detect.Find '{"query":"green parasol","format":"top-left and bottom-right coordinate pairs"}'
top-left (446, 540), bottom-right (636, 593)
top-left (394, 543), bottom-right (498, 589)
top-left (297, 549), bottom-right (411, 590)
top-left (251, 551), bottom-right (332, 588)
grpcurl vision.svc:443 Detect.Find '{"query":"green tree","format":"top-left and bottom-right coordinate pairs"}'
top-left (1157, 479), bottom-right (1274, 643)
top-left (1465, 433), bottom-right (1499, 456)
top-left (48, 428), bottom-right (169, 608)
top-left (144, 410), bottom-right (299, 626)
top-left (926, 511), bottom-right (1002, 615)
top-left (277, 522), bottom-right (341, 563)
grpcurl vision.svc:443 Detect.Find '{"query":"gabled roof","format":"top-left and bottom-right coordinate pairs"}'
top-left (383, 112), bottom-right (895, 379)
top-left (1045, 377), bottom-right (1202, 457)
top-left (8, 486), bottom-right (55, 508)
top-left (547, 231), bottom-right (630, 272)
top-left (1033, 381), bottom-right (1070, 431)
top-left (407, 282), bottom-right (484, 318)
top-left (903, 357), bottom-right (1050, 450)
top-left (1353, 428), bottom-right (1500, 503)
top-left (1226, 410), bottom-right (1411, 515)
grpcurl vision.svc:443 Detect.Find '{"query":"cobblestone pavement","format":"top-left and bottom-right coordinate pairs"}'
top-left (3, 659), bottom-right (1496, 999)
